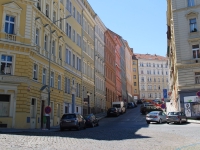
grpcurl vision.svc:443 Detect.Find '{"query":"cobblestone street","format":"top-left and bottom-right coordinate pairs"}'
top-left (1, 106), bottom-right (200, 150)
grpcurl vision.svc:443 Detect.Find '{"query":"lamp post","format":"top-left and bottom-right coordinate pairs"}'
top-left (43, 15), bottom-right (72, 130)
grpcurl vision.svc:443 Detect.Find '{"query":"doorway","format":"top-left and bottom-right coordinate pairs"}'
top-left (40, 100), bottom-right (45, 129)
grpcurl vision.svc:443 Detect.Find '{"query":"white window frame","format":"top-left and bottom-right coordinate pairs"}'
top-left (58, 75), bottom-right (61, 90)
top-left (0, 55), bottom-right (13, 75)
top-left (188, 0), bottom-right (195, 7)
top-left (50, 71), bottom-right (54, 87)
top-left (66, 48), bottom-right (71, 65)
top-left (46, 4), bottom-right (49, 17)
top-left (59, 45), bottom-right (62, 59)
top-left (190, 18), bottom-right (197, 32)
top-left (195, 72), bottom-right (200, 84)
top-left (35, 28), bottom-right (39, 45)
top-left (192, 44), bottom-right (200, 59)
top-left (44, 35), bottom-right (48, 50)
top-left (5, 15), bottom-right (15, 34)
top-left (52, 40), bottom-right (55, 55)
top-left (33, 63), bottom-right (38, 80)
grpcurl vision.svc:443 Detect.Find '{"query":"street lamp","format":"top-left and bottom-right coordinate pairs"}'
top-left (43, 14), bottom-right (72, 130)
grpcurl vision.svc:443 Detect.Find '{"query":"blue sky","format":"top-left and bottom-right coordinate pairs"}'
top-left (88, 0), bottom-right (167, 57)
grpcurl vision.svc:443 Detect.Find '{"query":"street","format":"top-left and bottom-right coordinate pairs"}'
top-left (0, 106), bottom-right (200, 150)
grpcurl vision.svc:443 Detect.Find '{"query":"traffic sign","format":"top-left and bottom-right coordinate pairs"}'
top-left (197, 91), bottom-right (200, 97)
top-left (45, 106), bottom-right (51, 114)
top-left (163, 89), bottom-right (168, 99)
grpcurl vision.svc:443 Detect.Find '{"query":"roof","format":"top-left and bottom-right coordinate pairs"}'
top-left (135, 53), bottom-right (167, 61)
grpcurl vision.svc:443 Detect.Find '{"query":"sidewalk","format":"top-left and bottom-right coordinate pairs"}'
top-left (187, 119), bottom-right (200, 124)
top-left (0, 112), bottom-right (107, 133)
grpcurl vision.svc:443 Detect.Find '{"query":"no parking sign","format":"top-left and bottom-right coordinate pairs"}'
top-left (45, 106), bottom-right (51, 114)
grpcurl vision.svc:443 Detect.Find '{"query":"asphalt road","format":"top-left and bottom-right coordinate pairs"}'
top-left (0, 105), bottom-right (200, 150)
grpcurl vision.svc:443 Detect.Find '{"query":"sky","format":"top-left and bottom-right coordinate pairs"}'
top-left (87, 0), bottom-right (167, 57)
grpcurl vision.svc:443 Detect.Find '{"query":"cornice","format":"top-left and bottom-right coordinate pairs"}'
top-left (173, 4), bottom-right (200, 13)
top-left (176, 63), bottom-right (200, 69)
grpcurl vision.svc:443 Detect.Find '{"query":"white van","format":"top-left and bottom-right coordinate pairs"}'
top-left (112, 101), bottom-right (126, 114)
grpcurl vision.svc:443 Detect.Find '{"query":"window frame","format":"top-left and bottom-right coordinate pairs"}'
top-left (33, 63), bottom-right (38, 80)
top-left (50, 71), bottom-right (54, 87)
top-left (5, 15), bottom-right (15, 34)
top-left (42, 68), bottom-right (46, 85)
top-left (58, 75), bottom-right (61, 90)
top-left (0, 54), bottom-right (13, 75)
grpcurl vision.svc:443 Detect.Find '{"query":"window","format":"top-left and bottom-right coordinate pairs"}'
top-left (5, 15), bottom-right (15, 34)
top-left (46, 4), bottom-right (49, 17)
top-left (192, 45), bottom-right (200, 59)
top-left (133, 75), bottom-right (136, 79)
top-left (66, 49), bottom-right (71, 65)
top-left (0, 95), bottom-right (10, 117)
top-left (69, 25), bottom-right (71, 38)
top-left (154, 85), bottom-right (156, 90)
top-left (58, 75), bottom-right (61, 90)
top-left (195, 72), bottom-right (200, 84)
top-left (134, 89), bottom-right (137, 93)
top-left (50, 72), bottom-right (54, 87)
top-left (133, 61), bottom-right (136, 65)
top-left (59, 46), bottom-right (62, 59)
top-left (154, 78), bottom-right (156, 82)
top-left (30, 98), bottom-right (36, 118)
top-left (52, 40), bottom-right (55, 55)
top-left (155, 93), bottom-right (157, 98)
top-left (141, 70), bottom-right (143, 74)
top-left (188, 0), bottom-right (195, 7)
top-left (133, 68), bottom-right (136, 72)
top-left (190, 18), bottom-right (197, 32)
top-left (134, 82), bottom-right (136, 86)
top-left (53, 11), bottom-right (56, 23)
top-left (42, 68), bottom-right (46, 85)
top-left (73, 7), bottom-right (76, 18)
top-left (67, 78), bottom-right (70, 94)
top-left (60, 18), bottom-right (62, 29)
top-left (73, 30), bottom-right (75, 42)
top-left (35, 28), bottom-right (39, 45)
top-left (33, 64), bottom-right (38, 80)
top-left (44, 35), bottom-right (48, 50)
top-left (166, 71), bottom-right (168, 75)
top-left (72, 54), bottom-right (75, 68)
top-left (76, 57), bottom-right (81, 71)
top-left (153, 63), bottom-right (155, 67)
top-left (0, 55), bottom-right (13, 75)
top-left (158, 85), bottom-right (160, 90)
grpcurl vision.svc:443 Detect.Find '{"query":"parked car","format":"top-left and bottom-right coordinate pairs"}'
top-left (107, 107), bottom-right (120, 117)
top-left (137, 99), bottom-right (143, 104)
top-left (166, 111), bottom-right (187, 124)
top-left (146, 111), bottom-right (167, 124)
top-left (140, 103), bottom-right (162, 115)
top-left (112, 101), bottom-right (126, 114)
top-left (60, 113), bottom-right (86, 131)
top-left (127, 102), bottom-right (135, 109)
top-left (84, 113), bottom-right (99, 128)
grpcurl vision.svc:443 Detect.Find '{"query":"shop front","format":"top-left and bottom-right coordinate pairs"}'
top-left (184, 96), bottom-right (200, 119)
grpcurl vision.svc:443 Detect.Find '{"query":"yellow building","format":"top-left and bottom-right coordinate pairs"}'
top-left (132, 54), bottom-right (140, 100)
top-left (0, 0), bottom-right (83, 129)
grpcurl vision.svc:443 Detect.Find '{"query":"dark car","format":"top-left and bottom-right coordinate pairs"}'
top-left (166, 111), bottom-right (187, 124)
top-left (60, 113), bottom-right (86, 131)
top-left (127, 102), bottom-right (135, 109)
top-left (84, 113), bottom-right (99, 127)
top-left (140, 103), bottom-right (162, 115)
top-left (107, 107), bottom-right (119, 117)
top-left (137, 99), bottom-right (143, 104)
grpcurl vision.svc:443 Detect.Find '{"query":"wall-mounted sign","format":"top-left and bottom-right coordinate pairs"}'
top-left (184, 96), bottom-right (200, 103)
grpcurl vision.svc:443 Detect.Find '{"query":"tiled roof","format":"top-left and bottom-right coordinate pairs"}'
top-left (134, 53), bottom-right (167, 61)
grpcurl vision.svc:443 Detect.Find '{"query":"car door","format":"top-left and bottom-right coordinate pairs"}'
top-left (162, 112), bottom-right (167, 121)
top-left (181, 112), bottom-right (186, 121)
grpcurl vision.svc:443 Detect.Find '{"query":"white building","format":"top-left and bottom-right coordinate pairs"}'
top-left (167, 0), bottom-right (200, 117)
top-left (136, 54), bottom-right (169, 100)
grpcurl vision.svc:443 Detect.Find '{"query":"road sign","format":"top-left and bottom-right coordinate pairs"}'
top-left (197, 91), bottom-right (200, 97)
top-left (163, 89), bottom-right (168, 99)
top-left (45, 106), bottom-right (51, 114)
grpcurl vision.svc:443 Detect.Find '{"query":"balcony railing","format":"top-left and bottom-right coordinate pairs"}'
top-left (5, 34), bottom-right (16, 41)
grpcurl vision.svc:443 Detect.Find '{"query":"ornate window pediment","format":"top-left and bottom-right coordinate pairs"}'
top-left (185, 11), bottom-right (199, 19)
top-left (3, 2), bottom-right (22, 12)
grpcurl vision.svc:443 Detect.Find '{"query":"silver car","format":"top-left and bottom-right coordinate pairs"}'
top-left (146, 111), bottom-right (167, 124)
top-left (166, 111), bottom-right (187, 124)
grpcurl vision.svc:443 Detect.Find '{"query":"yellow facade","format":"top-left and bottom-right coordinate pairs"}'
top-left (0, 0), bottom-right (83, 129)
top-left (132, 56), bottom-right (140, 100)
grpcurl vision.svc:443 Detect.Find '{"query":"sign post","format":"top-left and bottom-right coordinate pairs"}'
top-left (44, 106), bottom-right (51, 130)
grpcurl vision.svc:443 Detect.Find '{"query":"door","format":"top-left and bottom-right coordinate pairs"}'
top-left (162, 112), bottom-right (167, 121)
top-left (41, 100), bottom-right (45, 129)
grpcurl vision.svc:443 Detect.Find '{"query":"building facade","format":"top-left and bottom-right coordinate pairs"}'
top-left (94, 15), bottom-right (106, 113)
top-left (120, 38), bottom-right (127, 104)
top-left (78, 0), bottom-right (95, 114)
top-left (109, 30), bottom-right (122, 101)
top-left (0, 0), bottom-right (83, 129)
top-left (136, 54), bottom-right (169, 101)
top-left (105, 30), bottom-right (116, 109)
top-left (167, 0), bottom-right (200, 118)
top-left (123, 40), bottom-right (134, 102)
top-left (132, 54), bottom-right (140, 100)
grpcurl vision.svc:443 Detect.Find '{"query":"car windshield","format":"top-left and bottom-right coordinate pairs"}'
top-left (168, 112), bottom-right (180, 115)
top-left (113, 104), bottom-right (120, 108)
top-left (62, 114), bottom-right (76, 119)
top-left (149, 112), bottom-right (159, 115)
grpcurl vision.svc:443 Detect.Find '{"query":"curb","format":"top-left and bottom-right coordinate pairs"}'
top-left (187, 119), bottom-right (200, 124)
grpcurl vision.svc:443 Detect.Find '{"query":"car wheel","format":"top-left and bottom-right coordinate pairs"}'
top-left (158, 119), bottom-right (162, 124)
top-left (77, 124), bottom-right (81, 131)
top-left (167, 122), bottom-right (169, 124)
top-left (146, 121), bottom-right (150, 124)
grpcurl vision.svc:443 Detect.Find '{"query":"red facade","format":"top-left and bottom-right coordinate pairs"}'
top-left (105, 30), bottom-right (116, 109)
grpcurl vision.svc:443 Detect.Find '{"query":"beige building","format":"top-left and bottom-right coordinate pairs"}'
top-left (167, 0), bottom-right (200, 117)
top-left (132, 54), bottom-right (140, 100)
top-left (136, 54), bottom-right (169, 100)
